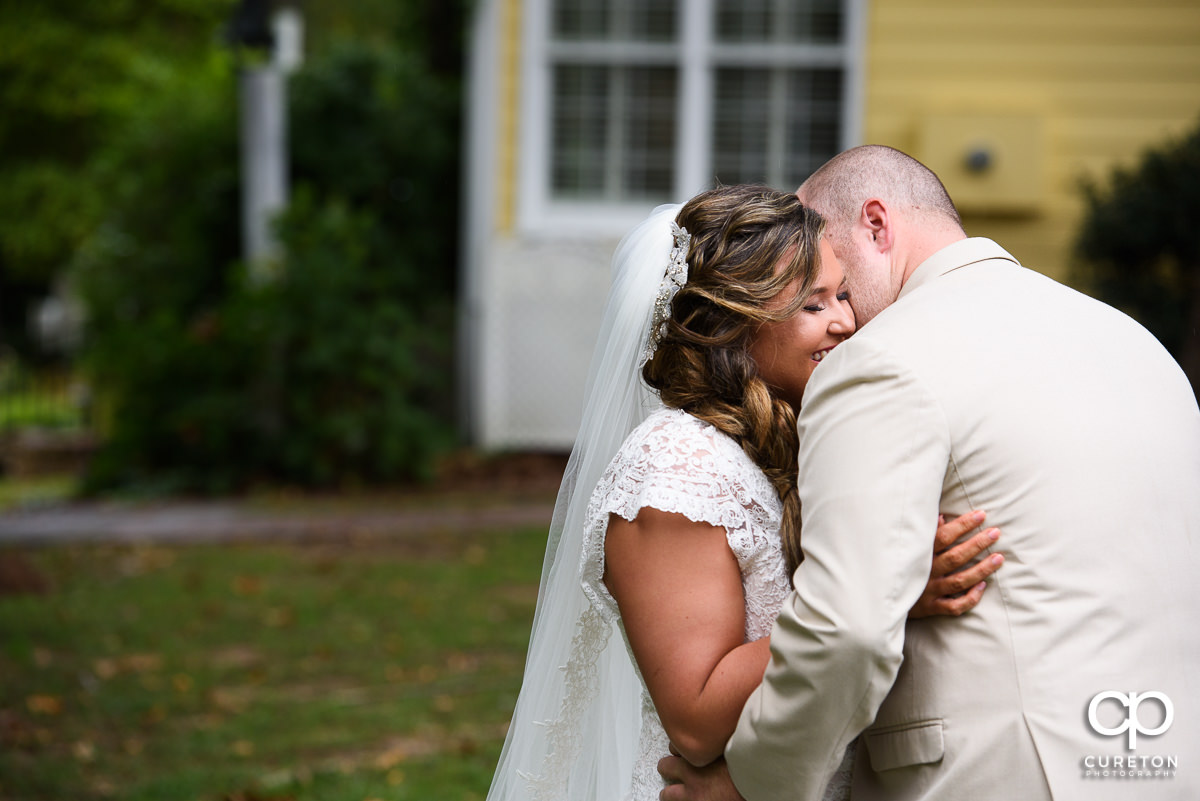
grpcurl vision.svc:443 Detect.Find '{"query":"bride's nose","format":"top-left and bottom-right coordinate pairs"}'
top-left (829, 303), bottom-right (855, 337)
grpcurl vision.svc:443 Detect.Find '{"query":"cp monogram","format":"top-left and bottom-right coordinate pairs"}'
top-left (1087, 690), bottom-right (1174, 750)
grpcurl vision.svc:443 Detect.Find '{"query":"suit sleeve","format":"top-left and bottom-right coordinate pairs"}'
top-left (726, 337), bottom-right (950, 801)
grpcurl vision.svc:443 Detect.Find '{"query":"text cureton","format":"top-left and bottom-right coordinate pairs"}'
top-left (1083, 755), bottom-right (1178, 769)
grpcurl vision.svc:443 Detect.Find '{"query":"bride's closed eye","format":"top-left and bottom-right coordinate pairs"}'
top-left (803, 290), bottom-right (850, 313)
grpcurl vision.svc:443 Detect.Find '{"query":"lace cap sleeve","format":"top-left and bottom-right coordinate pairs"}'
top-left (578, 408), bottom-right (782, 621)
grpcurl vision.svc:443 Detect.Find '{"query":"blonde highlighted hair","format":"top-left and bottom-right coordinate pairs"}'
top-left (642, 184), bottom-right (824, 577)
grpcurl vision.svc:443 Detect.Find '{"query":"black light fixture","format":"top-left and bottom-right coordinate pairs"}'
top-left (964, 145), bottom-right (994, 174)
top-left (225, 0), bottom-right (276, 55)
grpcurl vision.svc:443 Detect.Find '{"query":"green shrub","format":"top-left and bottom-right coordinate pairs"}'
top-left (1073, 118), bottom-right (1200, 398)
top-left (0, 0), bottom-right (237, 359)
top-left (74, 43), bottom-right (459, 493)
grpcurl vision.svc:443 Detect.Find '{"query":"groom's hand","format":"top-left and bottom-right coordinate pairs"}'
top-left (658, 753), bottom-right (745, 801)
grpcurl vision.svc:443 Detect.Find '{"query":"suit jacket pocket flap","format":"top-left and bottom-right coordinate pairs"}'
top-left (864, 719), bottom-right (945, 771)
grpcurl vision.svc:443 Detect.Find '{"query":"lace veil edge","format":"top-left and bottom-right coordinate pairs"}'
top-left (484, 204), bottom-right (684, 801)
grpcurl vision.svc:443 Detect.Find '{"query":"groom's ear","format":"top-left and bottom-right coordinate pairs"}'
top-left (860, 199), bottom-right (892, 253)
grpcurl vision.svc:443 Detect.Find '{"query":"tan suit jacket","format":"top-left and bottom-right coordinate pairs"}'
top-left (726, 238), bottom-right (1200, 800)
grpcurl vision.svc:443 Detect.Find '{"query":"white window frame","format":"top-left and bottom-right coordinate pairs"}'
top-left (517, 0), bottom-right (865, 237)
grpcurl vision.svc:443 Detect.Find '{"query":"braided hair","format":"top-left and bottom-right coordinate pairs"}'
top-left (642, 184), bottom-right (825, 579)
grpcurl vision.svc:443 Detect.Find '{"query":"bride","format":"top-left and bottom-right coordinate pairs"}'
top-left (485, 185), bottom-right (1001, 801)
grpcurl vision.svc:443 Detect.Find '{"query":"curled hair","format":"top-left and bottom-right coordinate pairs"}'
top-left (642, 185), bottom-right (823, 579)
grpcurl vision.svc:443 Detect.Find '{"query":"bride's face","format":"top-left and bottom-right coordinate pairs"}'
top-left (748, 238), bottom-right (856, 408)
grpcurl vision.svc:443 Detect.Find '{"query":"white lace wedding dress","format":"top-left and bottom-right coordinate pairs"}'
top-left (579, 407), bottom-right (854, 801)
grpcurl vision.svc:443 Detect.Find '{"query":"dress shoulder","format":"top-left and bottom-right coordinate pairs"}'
top-left (579, 408), bottom-right (782, 621)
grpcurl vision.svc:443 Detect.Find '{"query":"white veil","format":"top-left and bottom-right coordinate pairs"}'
top-left (485, 203), bottom-right (685, 801)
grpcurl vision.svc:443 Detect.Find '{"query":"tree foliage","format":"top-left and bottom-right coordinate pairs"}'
top-left (1074, 118), bottom-right (1200, 398)
top-left (72, 34), bottom-right (462, 493)
top-left (0, 0), bottom-right (235, 357)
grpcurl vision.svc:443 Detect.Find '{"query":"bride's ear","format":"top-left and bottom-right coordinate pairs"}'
top-left (860, 199), bottom-right (892, 253)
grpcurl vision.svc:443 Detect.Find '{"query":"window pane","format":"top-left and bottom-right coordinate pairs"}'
top-left (552, 65), bottom-right (610, 196)
top-left (783, 68), bottom-right (842, 186)
top-left (715, 0), bottom-right (771, 42)
top-left (622, 67), bottom-right (677, 197)
top-left (712, 67), bottom-right (842, 187)
top-left (711, 68), bottom-right (771, 185)
top-left (627, 0), bottom-right (678, 41)
top-left (551, 65), bottom-right (677, 200)
top-left (715, 0), bottom-right (843, 45)
top-left (553, 0), bottom-right (678, 42)
top-left (553, 0), bottom-right (607, 39)
top-left (784, 0), bottom-right (842, 43)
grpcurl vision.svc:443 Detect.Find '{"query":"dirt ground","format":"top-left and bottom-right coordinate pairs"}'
top-left (0, 449), bottom-right (572, 596)
top-left (429, 449), bottom-right (570, 496)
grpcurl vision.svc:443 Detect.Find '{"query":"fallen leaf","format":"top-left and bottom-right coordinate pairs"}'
top-left (447, 652), bottom-right (479, 673)
top-left (263, 606), bottom-right (294, 627)
top-left (233, 575), bottom-right (263, 596)
top-left (373, 745), bottom-right (407, 770)
top-left (123, 653), bottom-right (163, 673)
top-left (93, 659), bottom-right (119, 680)
top-left (142, 705), bottom-right (167, 726)
top-left (72, 740), bottom-right (95, 762)
top-left (223, 791), bottom-right (297, 801)
top-left (91, 777), bottom-right (117, 797)
top-left (210, 646), bottom-right (263, 669)
top-left (26, 695), bottom-right (61, 716)
top-left (209, 687), bottom-right (249, 713)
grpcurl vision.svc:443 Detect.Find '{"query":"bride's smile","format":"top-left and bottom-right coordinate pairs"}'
top-left (749, 236), bottom-right (855, 409)
top-left (811, 345), bottom-right (837, 362)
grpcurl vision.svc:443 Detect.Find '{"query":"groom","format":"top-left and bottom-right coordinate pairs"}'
top-left (661, 145), bottom-right (1200, 800)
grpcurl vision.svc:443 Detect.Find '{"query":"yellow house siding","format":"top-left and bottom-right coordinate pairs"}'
top-left (862, 1), bottom-right (1200, 280)
top-left (495, 0), bottom-right (523, 235)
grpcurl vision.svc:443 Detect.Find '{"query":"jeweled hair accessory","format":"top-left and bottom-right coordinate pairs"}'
top-left (640, 221), bottom-right (691, 365)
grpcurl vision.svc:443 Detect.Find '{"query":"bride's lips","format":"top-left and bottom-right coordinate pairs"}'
top-left (812, 345), bottom-right (838, 363)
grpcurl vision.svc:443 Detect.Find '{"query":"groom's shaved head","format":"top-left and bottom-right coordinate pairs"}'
top-left (798, 145), bottom-right (963, 239)
top-left (796, 145), bottom-right (966, 326)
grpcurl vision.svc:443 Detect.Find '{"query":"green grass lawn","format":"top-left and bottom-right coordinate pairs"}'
top-left (0, 526), bottom-right (545, 801)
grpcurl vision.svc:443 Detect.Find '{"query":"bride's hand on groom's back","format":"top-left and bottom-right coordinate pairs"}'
top-left (657, 753), bottom-right (744, 801)
top-left (908, 510), bottom-right (1004, 619)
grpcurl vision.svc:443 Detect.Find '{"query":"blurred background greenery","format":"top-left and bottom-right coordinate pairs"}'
top-left (0, 0), bottom-right (470, 496)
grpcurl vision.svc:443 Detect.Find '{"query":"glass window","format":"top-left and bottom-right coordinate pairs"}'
top-left (713, 67), bottom-right (842, 188)
top-left (540, 0), bottom-right (852, 209)
top-left (553, 0), bottom-right (678, 42)
top-left (551, 65), bottom-right (678, 199)
top-left (715, 0), bottom-right (843, 45)
top-left (785, 68), bottom-right (843, 185)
